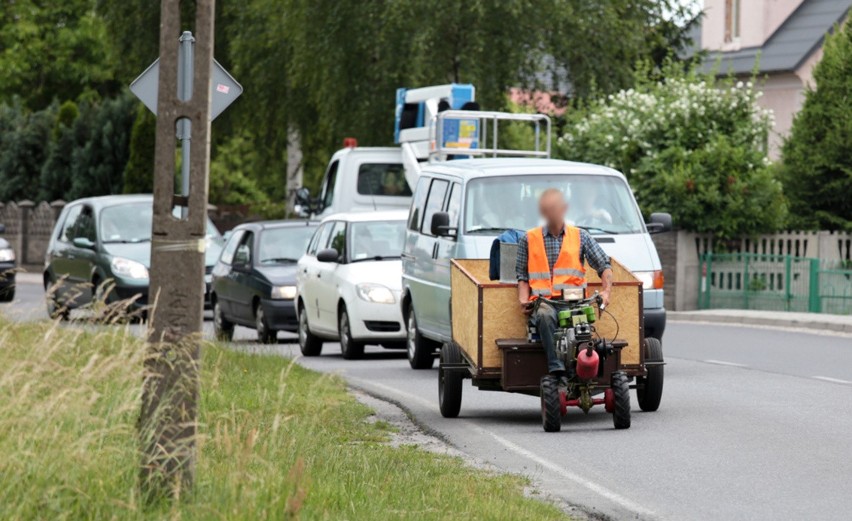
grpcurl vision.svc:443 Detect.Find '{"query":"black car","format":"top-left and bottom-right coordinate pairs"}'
top-left (0, 224), bottom-right (16, 302)
top-left (211, 220), bottom-right (318, 343)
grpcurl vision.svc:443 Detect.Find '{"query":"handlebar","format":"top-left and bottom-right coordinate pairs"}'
top-left (535, 291), bottom-right (604, 310)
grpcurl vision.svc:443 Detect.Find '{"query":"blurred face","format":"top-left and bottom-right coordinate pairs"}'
top-left (539, 190), bottom-right (568, 229)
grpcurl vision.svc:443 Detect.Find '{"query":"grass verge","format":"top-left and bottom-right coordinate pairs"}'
top-left (0, 318), bottom-right (569, 520)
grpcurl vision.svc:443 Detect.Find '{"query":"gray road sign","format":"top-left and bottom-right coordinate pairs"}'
top-left (130, 58), bottom-right (242, 120)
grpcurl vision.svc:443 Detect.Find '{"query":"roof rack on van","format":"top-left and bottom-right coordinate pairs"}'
top-left (428, 110), bottom-right (551, 162)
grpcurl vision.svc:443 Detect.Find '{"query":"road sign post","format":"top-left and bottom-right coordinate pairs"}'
top-left (137, 0), bottom-right (214, 501)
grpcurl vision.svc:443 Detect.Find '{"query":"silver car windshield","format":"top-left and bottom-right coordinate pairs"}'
top-left (464, 174), bottom-right (644, 235)
top-left (100, 202), bottom-right (224, 245)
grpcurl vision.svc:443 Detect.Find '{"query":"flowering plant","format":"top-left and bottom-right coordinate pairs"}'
top-left (557, 63), bottom-right (786, 238)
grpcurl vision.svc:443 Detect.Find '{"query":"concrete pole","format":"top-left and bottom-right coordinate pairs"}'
top-left (139, 0), bottom-right (214, 501)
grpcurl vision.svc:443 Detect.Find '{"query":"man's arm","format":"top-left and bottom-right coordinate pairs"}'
top-left (515, 235), bottom-right (532, 313)
top-left (581, 230), bottom-right (613, 306)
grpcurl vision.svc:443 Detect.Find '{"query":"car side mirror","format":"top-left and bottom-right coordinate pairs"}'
top-left (646, 212), bottom-right (672, 234)
top-left (0, 224), bottom-right (5, 234)
top-left (295, 187), bottom-right (312, 204)
top-left (72, 237), bottom-right (96, 250)
top-left (317, 248), bottom-right (339, 263)
top-left (430, 212), bottom-right (457, 238)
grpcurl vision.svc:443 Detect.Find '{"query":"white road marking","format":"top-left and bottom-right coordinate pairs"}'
top-left (703, 359), bottom-right (748, 368)
top-left (812, 376), bottom-right (852, 385)
top-left (351, 378), bottom-right (656, 519)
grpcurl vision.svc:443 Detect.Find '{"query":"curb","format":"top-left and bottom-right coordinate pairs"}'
top-left (669, 311), bottom-right (852, 334)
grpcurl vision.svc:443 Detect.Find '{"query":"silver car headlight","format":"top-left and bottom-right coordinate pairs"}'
top-left (110, 257), bottom-right (149, 280)
top-left (0, 248), bottom-right (15, 263)
top-left (271, 285), bottom-right (297, 300)
top-left (356, 283), bottom-right (395, 304)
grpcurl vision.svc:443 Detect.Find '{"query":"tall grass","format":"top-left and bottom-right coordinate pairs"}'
top-left (0, 317), bottom-right (568, 520)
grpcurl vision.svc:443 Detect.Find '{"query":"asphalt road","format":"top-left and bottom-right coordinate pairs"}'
top-left (4, 276), bottom-right (852, 520)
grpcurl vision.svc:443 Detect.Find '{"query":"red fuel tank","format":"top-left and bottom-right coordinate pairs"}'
top-left (575, 346), bottom-right (599, 380)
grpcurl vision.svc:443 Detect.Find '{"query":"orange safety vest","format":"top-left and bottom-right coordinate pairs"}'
top-left (526, 224), bottom-right (586, 300)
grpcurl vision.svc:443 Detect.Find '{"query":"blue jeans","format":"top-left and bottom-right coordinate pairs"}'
top-left (532, 301), bottom-right (564, 373)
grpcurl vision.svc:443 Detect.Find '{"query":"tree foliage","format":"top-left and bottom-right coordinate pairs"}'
top-left (557, 63), bottom-right (786, 238)
top-left (779, 21), bottom-right (852, 231)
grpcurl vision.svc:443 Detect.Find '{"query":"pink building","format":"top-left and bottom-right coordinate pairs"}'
top-left (699, 0), bottom-right (849, 158)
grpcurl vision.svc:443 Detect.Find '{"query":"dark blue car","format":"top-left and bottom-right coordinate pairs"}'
top-left (211, 220), bottom-right (318, 343)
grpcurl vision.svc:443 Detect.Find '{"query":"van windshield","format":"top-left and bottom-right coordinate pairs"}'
top-left (464, 174), bottom-right (644, 235)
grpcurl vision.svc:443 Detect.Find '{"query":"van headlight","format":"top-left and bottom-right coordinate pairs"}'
top-left (634, 270), bottom-right (664, 290)
top-left (110, 257), bottom-right (149, 280)
top-left (356, 283), bottom-right (395, 304)
top-left (271, 285), bottom-right (297, 300)
top-left (0, 248), bottom-right (15, 262)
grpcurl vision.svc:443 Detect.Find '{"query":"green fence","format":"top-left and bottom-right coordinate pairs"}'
top-left (698, 253), bottom-right (852, 315)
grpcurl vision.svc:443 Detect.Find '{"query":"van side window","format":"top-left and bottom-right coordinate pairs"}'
top-left (357, 163), bottom-right (412, 196)
top-left (59, 205), bottom-right (83, 242)
top-left (421, 179), bottom-right (449, 236)
top-left (320, 161), bottom-right (339, 211)
top-left (446, 183), bottom-right (461, 227)
top-left (408, 176), bottom-right (430, 231)
top-left (220, 230), bottom-right (244, 265)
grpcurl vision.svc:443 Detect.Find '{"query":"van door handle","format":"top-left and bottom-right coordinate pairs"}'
top-left (431, 243), bottom-right (439, 259)
top-left (400, 253), bottom-right (415, 261)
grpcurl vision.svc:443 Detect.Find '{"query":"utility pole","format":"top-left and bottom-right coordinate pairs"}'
top-left (138, 0), bottom-right (214, 500)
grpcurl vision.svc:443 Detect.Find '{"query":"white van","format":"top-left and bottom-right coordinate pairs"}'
top-left (400, 159), bottom-right (671, 369)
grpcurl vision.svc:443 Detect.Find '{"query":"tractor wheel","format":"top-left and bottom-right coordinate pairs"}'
top-left (406, 310), bottom-right (435, 369)
top-left (298, 305), bottom-right (323, 356)
top-left (438, 342), bottom-right (463, 418)
top-left (339, 307), bottom-right (364, 359)
top-left (540, 375), bottom-right (562, 432)
top-left (637, 337), bottom-right (664, 412)
top-left (611, 372), bottom-right (631, 430)
top-left (213, 299), bottom-right (234, 342)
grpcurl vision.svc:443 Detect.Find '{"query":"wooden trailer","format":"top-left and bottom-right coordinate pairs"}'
top-left (445, 257), bottom-right (649, 396)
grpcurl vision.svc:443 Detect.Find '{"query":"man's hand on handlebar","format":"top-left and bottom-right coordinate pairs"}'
top-left (599, 288), bottom-right (611, 309)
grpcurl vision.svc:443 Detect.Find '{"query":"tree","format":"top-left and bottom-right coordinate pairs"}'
top-left (39, 101), bottom-right (82, 201)
top-left (0, 0), bottom-right (117, 109)
top-left (0, 101), bottom-right (56, 201)
top-left (122, 104), bottom-right (157, 194)
top-left (779, 21), bottom-right (852, 231)
top-left (557, 63), bottom-right (786, 238)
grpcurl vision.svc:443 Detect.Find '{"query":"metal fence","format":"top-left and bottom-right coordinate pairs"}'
top-left (698, 253), bottom-right (852, 315)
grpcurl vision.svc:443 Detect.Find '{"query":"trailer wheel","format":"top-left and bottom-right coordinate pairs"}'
top-left (637, 337), bottom-right (664, 412)
top-left (612, 372), bottom-right (631, 430)
top-left (438, 342), bottom-right (463, 418)
top-left (540, 375), bottom-right (562, 432)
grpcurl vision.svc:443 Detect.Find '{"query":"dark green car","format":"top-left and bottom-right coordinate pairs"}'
top-left (43, 194), bottom-right (224, 318)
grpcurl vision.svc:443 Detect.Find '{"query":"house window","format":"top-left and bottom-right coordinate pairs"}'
top-left (724, 0), bottom-right (741, 43)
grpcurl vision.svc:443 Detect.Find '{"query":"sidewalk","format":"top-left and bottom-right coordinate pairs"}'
top-left (669, 309), bottom-right (852, 334)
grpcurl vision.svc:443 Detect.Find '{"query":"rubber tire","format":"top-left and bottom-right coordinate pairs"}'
top-left (540, 375), bottom-right (562, 432)
top-left (612, 372), bottom-right (631, 430)
top-left (298, 305), bottom-right (323, 356)
top-left (339, 307), bottom-right (364, 359)
top-left (45, 278), bottom-right (69, 321)
top-left (637, 337), bottom-right (664, 412)
top-left (0, 286), bottom-right (14, 302)
top-left (213, 299), bottom-right (234, 342)
top-left (406, 310), bottom-right (435, 369)
top-left (256, 304), bottom-right (277, 344)
top-left (439, 342), bottom-right (463, 418)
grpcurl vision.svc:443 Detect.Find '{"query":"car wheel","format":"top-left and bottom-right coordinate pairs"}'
top-left (0, 286), bottom-right (14, 303)
top-left (213, 299), bottom-right (234, 342)
top-left (298, 304), bottom-right (323, 356)
top-left (406, 310), bottom-right (435, 369)
top-left (637, 337), bottom-right (664, 412)
top-left (256, 304), bottom-right (277, 344)
top-left (338, 307), bottom-right (364, 360)
top-left (44, 277), bottom-right (69, 321)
